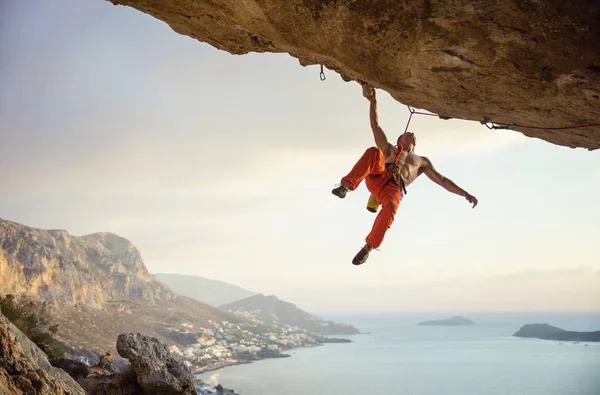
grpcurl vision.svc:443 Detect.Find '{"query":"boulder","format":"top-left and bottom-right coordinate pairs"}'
top-left (117, 333), bottom-right (197, 395)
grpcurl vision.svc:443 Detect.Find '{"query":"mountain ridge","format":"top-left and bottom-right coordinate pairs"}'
top-left (0, 217), bottom-right (174, 307)
top-left (0, 217), bottom-right (238, 357)
top-left (220, 293), bottom-right (360, 335)
top-left (154, 273), bottom-right (256, 307)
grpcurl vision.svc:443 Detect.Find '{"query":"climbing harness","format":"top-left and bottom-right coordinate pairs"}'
top-left (366, 105), bottom-right (447, 212)
top-left (357, 85), bottom-right (599, 217)
top-left (391, 106), bottom-right (442, 194)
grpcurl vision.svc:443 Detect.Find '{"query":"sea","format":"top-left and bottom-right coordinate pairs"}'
top-left (197, 313), bottom-right (600, 395)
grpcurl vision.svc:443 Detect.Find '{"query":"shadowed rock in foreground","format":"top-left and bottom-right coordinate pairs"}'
top-left (116, 333), bottom-right (197, 395)
top-left (513, 323), bottom-right (600, 342)
top-left (82, 332), bottom-right (241, 394)
top-left (0, 313), bottom-right (85, 395)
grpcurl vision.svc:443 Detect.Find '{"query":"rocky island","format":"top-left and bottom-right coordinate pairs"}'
top-left (513, 324), bottom-right (600, 342)
top-left (418, 316), bottom-right (475, 326)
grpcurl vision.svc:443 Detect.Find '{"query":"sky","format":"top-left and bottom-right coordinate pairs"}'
top-left (1, 0), bottom-right (599, 314)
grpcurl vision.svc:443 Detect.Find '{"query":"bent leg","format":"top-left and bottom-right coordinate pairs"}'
top-left (341, 147), bottom-right (386, 191)
top-left (365, 185), bottom-right (401, 248)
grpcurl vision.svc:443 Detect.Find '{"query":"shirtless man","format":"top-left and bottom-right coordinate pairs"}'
top-left (332, 84), bottom-right (478, 265)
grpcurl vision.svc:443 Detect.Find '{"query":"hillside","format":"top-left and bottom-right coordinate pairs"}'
top-left (221, 294), bottom-right (360, 335)
top-left (154, 273), bottom-right (256, 307)
top-left (0, 218), bottom-right (239, 356)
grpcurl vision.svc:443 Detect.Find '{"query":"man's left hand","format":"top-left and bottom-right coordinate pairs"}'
top-left (362, 84), bottom-right (376, 102)
top-left (466, 194), bottom-right (478, 208)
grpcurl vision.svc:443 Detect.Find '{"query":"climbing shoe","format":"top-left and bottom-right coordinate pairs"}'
top-left (331, 184), bottom-right (349, 199)
top-left (352, 247), bottom-right (371, 266)
top-left (366, 193), bottom-right (380, 213)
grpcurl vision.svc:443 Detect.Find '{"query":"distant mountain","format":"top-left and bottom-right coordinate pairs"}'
top-left (153, 273), bottom-right (256, 307)
top-left (513, 324), bottom-right (600, 342)
top-left (418, 316), bottom-right (474, 326)
top-left (0, 218), bottom-right (239, 357)
top-left (220, 294), bottom-right (360, 335)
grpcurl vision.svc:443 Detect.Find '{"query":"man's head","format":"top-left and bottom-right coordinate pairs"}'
top-left (398, 132), bottom-right (416, 152)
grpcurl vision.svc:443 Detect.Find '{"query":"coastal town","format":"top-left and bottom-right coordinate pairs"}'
top-left (167, 311), bottom-right (327, 373)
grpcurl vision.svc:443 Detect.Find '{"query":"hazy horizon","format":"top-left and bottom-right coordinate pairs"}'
top-left (1, 0), bottom-right (598, 314)
top-left (152, 270), bottom-right (600, 315)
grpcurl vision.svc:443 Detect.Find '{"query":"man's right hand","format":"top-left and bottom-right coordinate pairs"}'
top-left (362, 84), bottom-right (376, 103)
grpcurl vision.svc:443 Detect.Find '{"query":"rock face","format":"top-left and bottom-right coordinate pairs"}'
top-left (0, 218), bottom-right (238, 358)
top-left (116, 333), bottom-right (197, 395)
top-left (418, 316), bottom-right (474, 326)
top-left (49, 358), bottom-right (90, 381)
top-left (82, 370), bottom-right (142, 395)
top-left (81, 354), bottom-right (143, 395)
top-left (0, 218), bottom-right (175, 307)
top-left (221, 294), bottom-right (360, 335)
top-left (0, 313), bottom-right (85, 395)
top-left (107, 0), bottom-right (600, 150)
top-left (513, 323), bottom-right (600, 341)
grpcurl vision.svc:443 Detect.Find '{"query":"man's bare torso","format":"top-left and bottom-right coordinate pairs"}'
top-left (384, 147), bottom-right (425, 188)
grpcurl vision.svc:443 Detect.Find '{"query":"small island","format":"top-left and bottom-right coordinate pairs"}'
top-left (513, 324), bottom-right (600, 342)
top-left (418, 316), bottom-right (475, 326)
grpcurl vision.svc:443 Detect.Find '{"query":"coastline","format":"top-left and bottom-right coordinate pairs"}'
top-left (194, 340), bottom-right (343, 375)
top-left (195, 360), bottom-right (253, 375)
top-left (193, 315), bottom-right (600, 395)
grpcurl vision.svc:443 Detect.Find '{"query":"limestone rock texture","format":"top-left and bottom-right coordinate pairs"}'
top-left (0, 313), bottom-right (85, 395)
top-left (0, 218), bottom-right (174, 307)
top-left (108, 0), bottom-right (600, 150)
top-left (116, 333), bottom-right (197, 395)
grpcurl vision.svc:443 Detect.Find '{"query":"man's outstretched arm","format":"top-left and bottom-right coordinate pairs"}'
top-left (362, 84), bottom-right (393, 157)
top-left (421, 157), bottom-right (478, 208)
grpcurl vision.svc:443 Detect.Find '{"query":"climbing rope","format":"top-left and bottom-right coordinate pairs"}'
top-left (397, 107), bottom-right (598, 137)
top-left (481, 117), bottom-right (600, 131)
top-left (394, 106), bottom-right (441, 162)
top-left (356, 80), bottom-right (598, 134)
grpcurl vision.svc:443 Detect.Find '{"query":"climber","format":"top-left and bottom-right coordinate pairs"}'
top-left (331, 84), bottom-right (478, 266)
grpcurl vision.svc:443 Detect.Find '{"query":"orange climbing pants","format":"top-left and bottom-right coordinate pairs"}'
top-left (341, 147), bottom-right (402, 249)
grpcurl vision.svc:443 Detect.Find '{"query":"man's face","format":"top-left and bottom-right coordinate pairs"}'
top-left (398, 132), bottom-right (417, 151)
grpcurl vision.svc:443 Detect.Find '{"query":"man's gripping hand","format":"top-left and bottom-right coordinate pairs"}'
top-left (362, 83), bottom-right (376, 102)
top-left (465, 193), bottom-right (478, 208)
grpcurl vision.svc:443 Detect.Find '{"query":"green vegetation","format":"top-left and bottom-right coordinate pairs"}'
top-left (0, 294), bottom-right (65, 358)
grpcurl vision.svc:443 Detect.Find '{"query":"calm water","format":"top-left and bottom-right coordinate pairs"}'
top-left (198, 313), bottom-right (600, 395)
